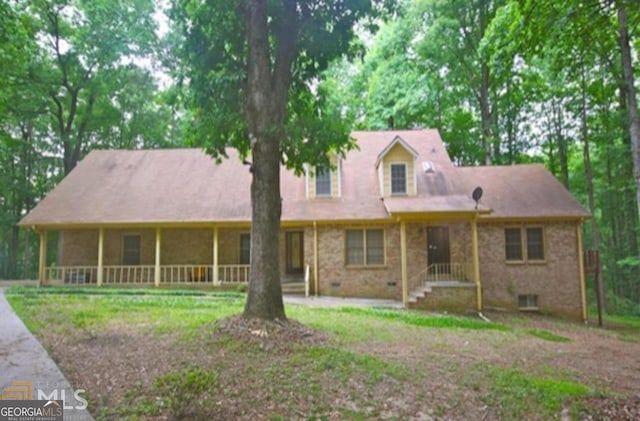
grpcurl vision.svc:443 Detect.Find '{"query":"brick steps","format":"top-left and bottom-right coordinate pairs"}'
top-left (408, 281), bottom-right (477, 313)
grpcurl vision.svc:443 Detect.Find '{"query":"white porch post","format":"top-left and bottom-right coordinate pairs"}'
top-left (471, 217), bottom-right (482, 311)
top-left (38, 230), bottom-right (47, 286)
top-left (155, 228), bottom-right (161, 287)
top-left (313, 221), bottom-right (319, 296)
top-left (400, 220), bottom-right (408, 308)
top-left (97, 227), bottom-right (104, 287)
top-left (213, 226), bottom-right (219, 285)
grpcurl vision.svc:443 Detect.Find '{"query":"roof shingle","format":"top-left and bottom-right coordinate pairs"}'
top-left (19, 129), bottom-right (589, 227)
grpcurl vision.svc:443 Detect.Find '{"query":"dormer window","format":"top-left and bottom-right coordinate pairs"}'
top-left (376, 136), bottom-right (417, 197)
top-left (315, 166), bottom-right (331, 196)
top-left (390, 163), bottom-right (407, 195)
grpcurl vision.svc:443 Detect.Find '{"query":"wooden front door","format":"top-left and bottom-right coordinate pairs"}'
top-left (427, 226), bottom-right (450, 271)
top-left (286, 231), bottom-right (304, 274)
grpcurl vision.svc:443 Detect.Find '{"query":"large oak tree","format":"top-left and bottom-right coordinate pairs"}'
top-left (175, 0), bottom-right (383, 320)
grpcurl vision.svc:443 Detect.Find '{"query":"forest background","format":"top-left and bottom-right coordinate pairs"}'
top-left (1, 0), bottom-right (638, 315)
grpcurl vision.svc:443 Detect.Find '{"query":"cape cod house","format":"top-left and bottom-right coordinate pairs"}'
top-left (19, 130), bottom-right (590, 319)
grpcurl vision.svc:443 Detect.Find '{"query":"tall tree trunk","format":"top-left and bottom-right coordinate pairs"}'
top-left (479, 62), bottom-right (492, 165)
top-left (580, 64), bottom-right (599, 250)
top-left (605, 127), bottom-right (623, 294)
top-left (617, 5), bottom-right (640, 226)
top-left (505, 79), bottom-right (515, 164)
top-left (478, 2), bottom-right (492, 165)
top-left (552, 98), bottom-right (569, 188)
top-left (242, 0), bottom-right (297, 320)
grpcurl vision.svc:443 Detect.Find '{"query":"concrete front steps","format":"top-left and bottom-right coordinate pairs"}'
top-left (281, 279), bottom-right (306, 295)
top-left (408, 280), bottom-right (477, 313)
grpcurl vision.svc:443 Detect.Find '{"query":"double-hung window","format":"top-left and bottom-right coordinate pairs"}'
top-left (504, 227), bottom-right (545, 262)
top-left (526, 228), bottom-right (544, 260)
top-left (504, 228), bottom-right (523, 261)
top-left (315, 166), bottom-right (331, 196)
top-left (390, 163), bottom-right (407, 195)
top-left (346, 229), bottom-right (385, 266)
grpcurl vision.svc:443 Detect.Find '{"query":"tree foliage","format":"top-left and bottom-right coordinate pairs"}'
top-left (173, 0), bottom-right (381, 171)
top-left (0, 0), bottom-right (181, 279)
top-left (172, 0), bottom-right (387, 319)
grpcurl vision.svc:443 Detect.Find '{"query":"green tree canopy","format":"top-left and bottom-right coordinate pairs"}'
top-left (173, 0), bottom-right (389, 319)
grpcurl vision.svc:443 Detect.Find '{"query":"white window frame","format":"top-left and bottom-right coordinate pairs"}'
top-left (315, 166), bottom-right (332, 197)
top-left (389, 162), bottom-right (408, 195)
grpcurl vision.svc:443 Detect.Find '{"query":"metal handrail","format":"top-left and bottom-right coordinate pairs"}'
top-left (416, 262), bottom-right (472, 284)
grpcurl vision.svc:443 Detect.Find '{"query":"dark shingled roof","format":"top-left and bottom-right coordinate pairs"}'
top-left (19, 129), bottom-right (589, 227)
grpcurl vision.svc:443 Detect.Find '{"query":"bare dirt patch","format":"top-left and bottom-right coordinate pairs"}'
top-left (215, 315), bottom-right (329, 350)
top-left (24, 303), bottom-right (640, 420)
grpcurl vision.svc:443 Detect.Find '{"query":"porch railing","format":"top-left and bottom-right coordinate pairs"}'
top-left (161, 265), bottom-right (212, 284)
top-left (218, 265), bottom-right (250, 284)
top-left (161, 264), bottom-right (250, 284)
top-left (417, 262), bottom-right (472, 284)
top-left (45, 266), bottom-right (98, 284)
top-left (103, 266), bottom-right (155, 284)
top-left (44, 264), bottom-right (251, 286)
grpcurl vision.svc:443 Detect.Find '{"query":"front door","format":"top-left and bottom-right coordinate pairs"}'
top-left (286, 231), bottom-right (304, 275)
top-left (427, 226), bottom-right (450, 272)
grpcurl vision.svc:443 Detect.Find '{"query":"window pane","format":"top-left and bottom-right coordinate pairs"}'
top-left (239, 234), bottom-right (251, 264)
top-left (518, 294), bottom-right (538, 308)
top-left (526, 228), bottom-right (544, 260)
top-left (346, 230), bottom-right (364, 265)
top-left (366, 229), bottom-right (384, 265)
top-left (123, 235), bottom-right (141, 265)
top-left (504, 228), bottom-right (522, 260)
top-left (315, 166), bottom-right (331, 196)
top-left (390, 164), bottom-right (407, 194)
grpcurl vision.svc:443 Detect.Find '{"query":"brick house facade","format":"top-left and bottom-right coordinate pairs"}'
top-left (20, 130), bottom-right (590, 319)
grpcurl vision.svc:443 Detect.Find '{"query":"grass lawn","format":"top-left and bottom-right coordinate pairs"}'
top-left (6, 286), bottom-right (640, 420)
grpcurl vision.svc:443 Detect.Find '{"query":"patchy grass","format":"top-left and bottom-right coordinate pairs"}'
top-left (7, 287), bottom-right (633, 420)
top-left (479, 365), bottom-right (590, 419)
top-left (286, 305), bottom-right (508, 346)
top-left (122, 368), bottom-right (218, 420)
top-left (5, 286), bottom-right (244, 338)
top-left (302, 346), bottom-right (409, 383)
top-left (605, 314), bottom-right (640, 330)
top-left (336, 307), bottom-right (510, 330)
top-left (527, 329), bottom-right (571, 343)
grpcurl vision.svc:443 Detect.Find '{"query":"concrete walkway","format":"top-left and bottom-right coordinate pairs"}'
top-left (0, 288), bottom-right (93, 421)
top-left (284, 294), bottom-right (402, 308)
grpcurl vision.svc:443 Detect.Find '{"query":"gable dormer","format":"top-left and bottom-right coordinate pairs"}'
top-left (306, 154), bottom-right (341, 199)
top-left (376, 136), bottom-right (418, 197)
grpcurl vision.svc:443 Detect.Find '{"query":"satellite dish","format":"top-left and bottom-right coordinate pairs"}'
top-left (472, 186), bottom-right (483, 209)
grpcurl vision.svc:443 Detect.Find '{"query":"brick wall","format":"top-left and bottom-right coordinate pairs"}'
top-left (60, 230), bottom-right (98, 265)
top-left (478, 221), bottom-right (583, 318)
top-left (59, 221), bottom-right (584, 318)
top-left (161, 229), bottom-right (212, 264)
top-left (313, 224), bottom-right (402, 299)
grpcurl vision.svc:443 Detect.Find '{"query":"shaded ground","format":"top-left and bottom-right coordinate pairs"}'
top-left (6, 289), bottom-right (640, 420)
